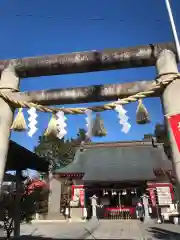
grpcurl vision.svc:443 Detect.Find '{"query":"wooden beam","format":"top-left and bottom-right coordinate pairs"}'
top-left (7, 80), bottom-right (159, 106)
top-left (0, 42), bottom-right (177, 78)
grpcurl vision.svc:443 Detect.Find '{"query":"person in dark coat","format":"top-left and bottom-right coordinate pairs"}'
top-left (136, 202), bottom-right (144, 221)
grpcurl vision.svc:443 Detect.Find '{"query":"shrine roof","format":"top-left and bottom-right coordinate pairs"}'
top-left (55, 141), bottom-right (172, 182)
top-left (6, 140), bottom-right (49, 172)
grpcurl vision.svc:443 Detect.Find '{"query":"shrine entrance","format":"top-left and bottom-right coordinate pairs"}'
top-left (85, 184), bottom-right (146, 220)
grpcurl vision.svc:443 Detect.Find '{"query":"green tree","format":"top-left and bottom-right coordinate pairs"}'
top-left (71, 128), bottom-right (91, 145)
top-left (34, 135), bottom-right (75, 171)
top-left (142, 123), bottom-right (171, 159)
top-left (154, 123), bottom-right (167, 144)
top-left (154, 123), bottom-right (171, 159)
top-left (34, 128), bottom-right (90, 172)
top-left (142, 134), bottom-right (154, 141)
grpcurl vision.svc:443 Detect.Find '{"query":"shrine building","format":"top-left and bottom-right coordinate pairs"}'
top-left (48, 140), bottom-right (175, 221)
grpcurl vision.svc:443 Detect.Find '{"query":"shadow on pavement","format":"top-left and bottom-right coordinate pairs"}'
top-left (148, 226), bottom-right (180, 239)
top-left (2, 235), bottom-right (95, 240)
top-left (2, 238), bottom-right (137, 240)
top-left (2, 237), bottom-right (61, 240)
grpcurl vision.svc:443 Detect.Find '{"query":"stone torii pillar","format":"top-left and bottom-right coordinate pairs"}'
top-left (0, 63), bottom-right (20, 237)
top-left (0, 63), bottom-right (20, 193)
top-left (156, 49), bottom-right (180, 196)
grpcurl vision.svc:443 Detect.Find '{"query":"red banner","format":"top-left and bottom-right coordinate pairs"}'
top-left (148, 188), bottom-right (156, 207)
top-left (168, 113), bottom-right (180, 152)
top-left (79, 189), bottom-right (84, 207)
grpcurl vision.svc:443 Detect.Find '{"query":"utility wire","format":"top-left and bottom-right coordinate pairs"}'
top-left (0, 13), bottom-right (165, 23)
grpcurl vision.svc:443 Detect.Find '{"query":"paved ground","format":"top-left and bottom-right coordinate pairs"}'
top-left (88, 220), bottom-right (180, 239)
top-left (19, 219), bottom-right (99, 239)
top-left (0, 227), bottom-right (3, 239)
top-left (9, 219), bottom-right (180, 239)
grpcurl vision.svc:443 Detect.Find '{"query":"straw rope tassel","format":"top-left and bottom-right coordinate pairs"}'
top-left (136, 99), bottom-right (150, 124)
top-left (11, 108), bottom-right (27, 131)
top-left (43, 114), bottom-right (58, 137)
top-left (92, 113), bottom-right (107, 137)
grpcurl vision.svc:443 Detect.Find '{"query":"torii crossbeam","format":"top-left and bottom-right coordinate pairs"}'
top-left (0, 42), bottom-right (177, 78)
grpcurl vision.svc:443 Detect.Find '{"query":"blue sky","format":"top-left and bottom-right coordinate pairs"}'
top-left (1, 0), bottom-right (180, 152)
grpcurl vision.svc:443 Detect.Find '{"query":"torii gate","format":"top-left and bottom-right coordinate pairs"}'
top-left (0, 42), bottom-right (180, 236)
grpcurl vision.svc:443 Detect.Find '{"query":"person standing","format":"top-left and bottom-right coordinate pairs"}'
top-left (136, 202), bottom-right (144, 221)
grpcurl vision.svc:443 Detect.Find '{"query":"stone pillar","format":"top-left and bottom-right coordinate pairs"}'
top-left (0, 63), bottom-right (20, 194)
top-left (47, 178), bottom-right (62, 220)
top-left (156, 50), bottom-right (180, 185)
top-left (142, 194), bottom-right (152, 223)
top-left (90, 195), bottom-right (98, 219)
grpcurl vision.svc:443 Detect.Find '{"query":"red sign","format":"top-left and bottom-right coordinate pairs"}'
top-left (71, 185), bottom-right (84, 200)
top-left (148, 188), bottom-right (156, 207)
top-left (168, 113), bottom-right (180, 152)
top-left (79, 189), bottom-right (84, 207)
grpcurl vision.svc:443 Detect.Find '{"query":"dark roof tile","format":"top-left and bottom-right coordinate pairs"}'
top-left (55, 144), bottom-right (172, 182)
